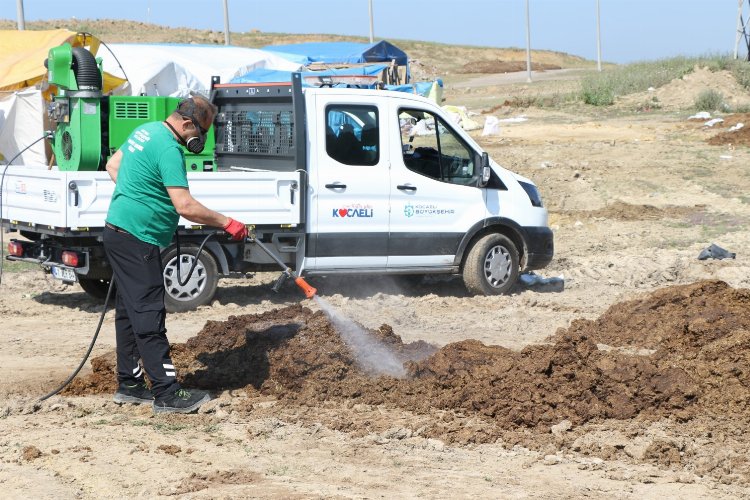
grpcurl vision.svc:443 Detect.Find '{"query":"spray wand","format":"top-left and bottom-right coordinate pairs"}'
top-left (247, 234), bottom-right (316, 299)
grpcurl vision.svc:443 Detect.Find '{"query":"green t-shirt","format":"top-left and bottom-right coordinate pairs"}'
top-left (106, 121), bottom-right (188, 247)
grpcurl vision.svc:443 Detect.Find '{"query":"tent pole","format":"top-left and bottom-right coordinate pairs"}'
top-left (16, 0), bottom-right (25, 30)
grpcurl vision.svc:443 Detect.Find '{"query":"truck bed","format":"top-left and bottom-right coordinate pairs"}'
top-left (0, 165), bottom-right (302, 231)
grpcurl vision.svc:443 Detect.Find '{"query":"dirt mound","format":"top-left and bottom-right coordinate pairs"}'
top-left (707, 113), bottom-right (750, 146)
top-left (559, 280), bottom-right (750, 412)
top-left (616, 66), bottom-right (750, 112)
top-left (457, 60), bottom-right (561, 74)
top-left (69, 281), bottom-right (750, 438)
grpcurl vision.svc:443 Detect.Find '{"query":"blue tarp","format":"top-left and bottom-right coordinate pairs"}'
top-left (385, 80), bottom-right (442, 95)
top-left (261, 41), bottom-right (409, 81)
top-left (230, 64), bottom-right (389, 84)
top-left (230, 67), bottom-right (441, 102)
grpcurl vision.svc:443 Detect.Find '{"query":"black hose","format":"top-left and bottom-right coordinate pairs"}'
top-left (76, 32), bottom-right (131, 88)
top-left (38, 278), bottom-right (115, 401)
top-left (174, 231), bottom-right (219, 287)
top-left (71, 47), bottom-right (102, 90)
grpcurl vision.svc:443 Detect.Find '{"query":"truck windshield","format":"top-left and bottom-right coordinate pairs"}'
top-left (398, 108), bottom-right (476, 185)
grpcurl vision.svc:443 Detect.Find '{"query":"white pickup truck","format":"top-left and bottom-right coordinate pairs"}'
top-left (2, 74), bottom-right (553, 311)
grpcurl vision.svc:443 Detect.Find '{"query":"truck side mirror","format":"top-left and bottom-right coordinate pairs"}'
top-left (478, 152), bottom-right (491, 187)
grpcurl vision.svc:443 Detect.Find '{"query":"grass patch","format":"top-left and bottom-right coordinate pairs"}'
top-left (0, 247), bottom-right (38, 273)
top-left (633, 96), bottom-right (662, 113)
top-left (268, 465), bottom-right (289, 476)
top-left (580, 54), bottom-right (750, 106)
top-left (655, 213), bottom-right (743, 250)
top-left (2, 259), bottom-right (37, 273)
top-left (503, 93), bottom-right (579, 109)
top-left (693, 213), bottom-right (746, 239)
top-left (152, 422), bottom-right (188, 433)
top-left (694, 89), bottom-right (725, 111)
top-left (662, 211), bottom-right (748, 243)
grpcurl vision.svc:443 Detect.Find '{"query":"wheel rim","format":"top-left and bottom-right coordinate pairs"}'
top-left (483, 244), bottom-right (511, 288)
top-left (163, 254), bottom-right (207, 302)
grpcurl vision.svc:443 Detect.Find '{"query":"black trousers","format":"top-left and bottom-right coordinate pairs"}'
top-left (102, 226), bottom-right (179, 398)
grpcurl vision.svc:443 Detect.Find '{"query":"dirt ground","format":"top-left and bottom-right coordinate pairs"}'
top-left (3, 34), bottom-right (750, 499)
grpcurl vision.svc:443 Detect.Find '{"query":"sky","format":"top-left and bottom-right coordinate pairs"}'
top-left (3, 0), bottom-right (745, 64)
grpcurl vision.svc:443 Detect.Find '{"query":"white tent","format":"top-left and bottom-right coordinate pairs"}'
top-left (98, 44), bottom-right (304, 97)
top-left (0, 88), bottom-right (46, 166)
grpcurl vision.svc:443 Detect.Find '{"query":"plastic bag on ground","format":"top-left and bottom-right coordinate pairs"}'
top-left (482, 116), bottom-right (501, 136)
top-left (697, 243), bottom-right (736, 260)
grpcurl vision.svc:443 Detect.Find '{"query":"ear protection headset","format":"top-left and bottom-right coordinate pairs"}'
top-left (164, 97), bottom-right (208, 154)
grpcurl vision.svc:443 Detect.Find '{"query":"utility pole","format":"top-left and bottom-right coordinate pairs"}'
top-left (368, 0), bottom-right (375, 43)
top-left (736, 0), bottom-right (748, 60)
top-left (525, 0), bottom-right (532, 82)
top-left (223, 0), bottom-right (231, 45)
top-left (16, 0), bottom-right (25, 30)
top-left (596, 0), bottom-right (602, 71)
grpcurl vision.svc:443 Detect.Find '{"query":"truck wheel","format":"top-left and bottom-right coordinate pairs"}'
top-left (162, 246), bottom-right (219, 313)
top-left (78, 277), bottom-right (114, 300)
top-left (463, 233), bottom-right (519, 295)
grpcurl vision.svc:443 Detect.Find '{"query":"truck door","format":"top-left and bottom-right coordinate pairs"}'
top-left (308, 95), bottom-right (390, 270)
top-left (387, 104), bottom-right (487, 269)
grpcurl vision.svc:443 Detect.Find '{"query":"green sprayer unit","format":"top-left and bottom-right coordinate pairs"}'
top-left (45, 43), bottom-right (215, 172)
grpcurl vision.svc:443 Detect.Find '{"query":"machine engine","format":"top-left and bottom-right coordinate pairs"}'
top-left (44, 43), bottom-right (215, 172)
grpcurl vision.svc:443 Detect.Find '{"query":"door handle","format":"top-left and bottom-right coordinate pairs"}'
top-left (290, 181), bottom-right (298, 204)
top-left (325, 183), bottom-right (347, 189)
top-left (397, 184), bottom-right (417, 192)
top-left (68, 181), bottom-right (79, 207)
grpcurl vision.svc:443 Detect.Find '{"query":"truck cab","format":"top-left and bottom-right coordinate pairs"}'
top-left (298, 86), bottom-right (553, 293)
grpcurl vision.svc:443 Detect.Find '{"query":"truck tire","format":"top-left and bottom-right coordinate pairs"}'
top-left (78, 277), bottom-right (114, 300)
top-left (463, 233), bottom-right (519, 295)
top-left (162, 246), bottom-right (219, 313)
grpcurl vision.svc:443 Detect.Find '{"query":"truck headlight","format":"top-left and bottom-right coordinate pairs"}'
top-left (519, 181), bottom-right (543, 207)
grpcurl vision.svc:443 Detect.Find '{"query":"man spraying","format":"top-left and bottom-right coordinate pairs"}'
top-left (103, 95), bottom-right (247, 414)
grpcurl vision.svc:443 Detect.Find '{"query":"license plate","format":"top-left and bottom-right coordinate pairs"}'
top-left (51, 266), bottom-right (77, 282)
